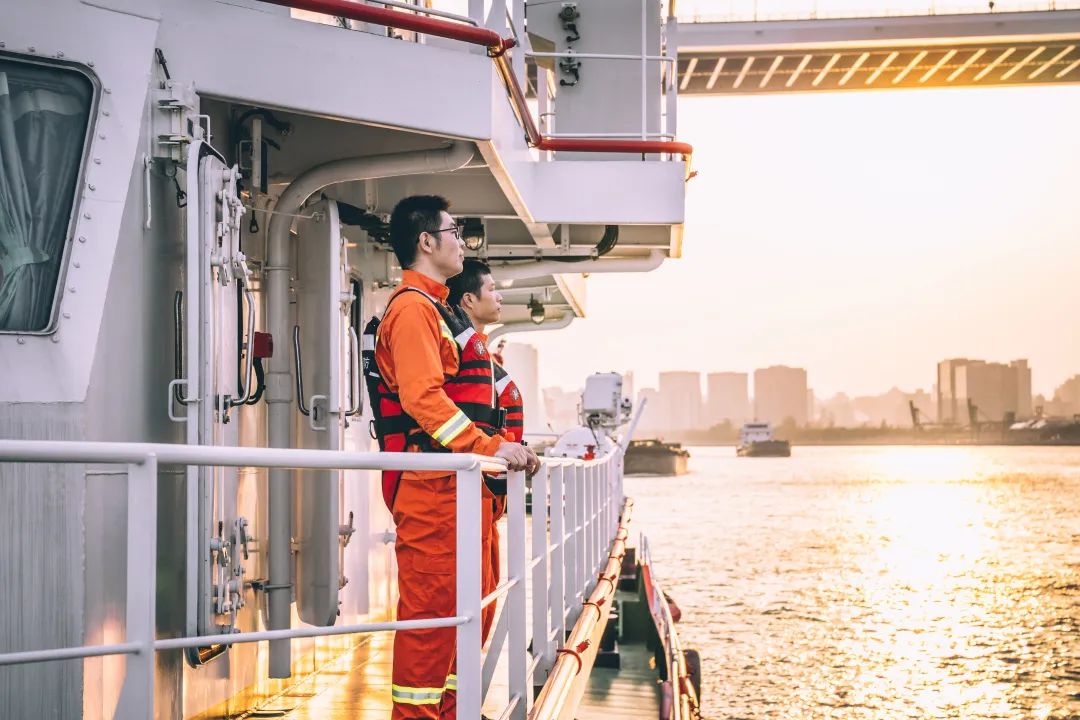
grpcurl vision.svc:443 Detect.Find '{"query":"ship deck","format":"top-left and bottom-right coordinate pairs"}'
top-left (578, 640), bottom-right (662, 719)
top-left (228, 533), bottom-right (661, 720)
top-left (238, 630), bottom-right (661, 719)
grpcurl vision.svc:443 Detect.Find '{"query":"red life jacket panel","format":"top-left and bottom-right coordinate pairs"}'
top-left (362, 287), bottom-right (500, 510)
top-left (494, 363), bottom-right (524, 443)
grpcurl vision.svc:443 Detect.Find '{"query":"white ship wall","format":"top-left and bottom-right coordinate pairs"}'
top-left (0, 0), bottom-right (688, 716)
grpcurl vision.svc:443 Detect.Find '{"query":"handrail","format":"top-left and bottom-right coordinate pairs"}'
top-left (260, 0), bottom-right (694, 159)
top-left (0, 439), bottom-right (627, 720)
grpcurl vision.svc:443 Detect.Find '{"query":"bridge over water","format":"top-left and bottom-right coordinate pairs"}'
top-left (675, 3), bottom-right (1080, 94)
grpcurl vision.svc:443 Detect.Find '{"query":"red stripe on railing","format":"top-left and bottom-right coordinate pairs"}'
top-left (260, 0), bottom-right (513, 51)
top-left (262, 0), bottom-right (693, 159)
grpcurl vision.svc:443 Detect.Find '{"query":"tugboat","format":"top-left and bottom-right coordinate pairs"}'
top-left (625, 438), bottom-right (691, 475)
top-left (737, 422), bottom-right (792, 457)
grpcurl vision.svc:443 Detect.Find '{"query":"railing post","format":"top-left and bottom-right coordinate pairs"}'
top-left (593, 464), bottom-right (601, 573)
top-left (576, 464), bottom-right (587, 601)
top-left (564, 463), bottom-right (579, 626)
top-left (531, 463), bottom-right (551, 685)
top-left (456, 464), bottom-right (483, 719)
top-left (115, 456), bottom-right (158, 720)
top-left (665, 14), bottom-right (679, 139)
top-left (591, 464), bottom-right (600, 578)
top-left (507, 468), bottom-right (528, 719)
top-left (549, 464), bottom-right (566, 651)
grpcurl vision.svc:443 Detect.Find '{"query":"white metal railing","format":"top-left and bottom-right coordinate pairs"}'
top-left (0, 439), bottom-right (624, 720)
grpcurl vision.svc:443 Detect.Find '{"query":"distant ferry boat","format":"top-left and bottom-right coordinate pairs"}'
top-left (737, 422), bottom-right (792, 457)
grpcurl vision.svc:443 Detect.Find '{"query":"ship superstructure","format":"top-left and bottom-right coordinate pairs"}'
top-left (0, 0), bottom-right (689, 718)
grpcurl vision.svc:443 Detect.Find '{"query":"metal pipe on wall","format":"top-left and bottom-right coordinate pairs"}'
top-left (487, 313), bottom-right (574, 342)
top-left (264, 142), bottom-right (475, 678)
top-left (491, 249), bottom-right (665, 285)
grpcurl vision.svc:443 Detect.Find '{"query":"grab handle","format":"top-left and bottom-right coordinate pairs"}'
top-left (346, 326), bottom-right (362, 417)
top-left (168, 379), bottom-right (190, 422)
top-left (230, 284), bottom-right (257, 406)
top-left (293, 325), bottom-right (311, 417)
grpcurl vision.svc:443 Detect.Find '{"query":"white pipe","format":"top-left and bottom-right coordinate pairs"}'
top-left (491, 249), bottom-right (665, 284)
top-left (487, 313), bottom-right (574, 341)
top-left (264, 142), bottom-right (474, 678)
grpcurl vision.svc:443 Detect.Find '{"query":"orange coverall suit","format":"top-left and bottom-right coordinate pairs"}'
top-left (375, 270), bottom-right (503, 719)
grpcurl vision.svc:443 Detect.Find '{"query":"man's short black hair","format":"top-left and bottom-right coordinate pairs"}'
top-left (447, 258), bottom-right (492, 307)
top-left (389, 195), bottom-right (450, 269)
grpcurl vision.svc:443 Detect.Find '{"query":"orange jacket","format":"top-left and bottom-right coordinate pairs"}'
top-left (375, 270), bottom-right (504, 480)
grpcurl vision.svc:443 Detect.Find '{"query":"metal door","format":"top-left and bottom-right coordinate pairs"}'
top-left (293, 198), bottom-right (355, 625)
top-left (181, 142), bottom-right (253, 646)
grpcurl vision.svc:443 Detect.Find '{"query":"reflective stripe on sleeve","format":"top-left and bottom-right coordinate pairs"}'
top-left (391, 684), bottom-right (444, 706)
top-left (454, 326), bottom-right (476, 348)
top-left (432, 410), bottom-right (471, 446)
top-left (438, 320), bottom-right (456, 345)
top-left (444, 674), bottom-right (458, 691)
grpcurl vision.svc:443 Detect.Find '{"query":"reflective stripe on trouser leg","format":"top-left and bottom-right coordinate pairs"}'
top-left (391, 686), bottom-right (443, 706)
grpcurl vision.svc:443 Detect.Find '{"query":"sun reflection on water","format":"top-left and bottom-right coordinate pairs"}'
top-left (626, 446), bottom-right (1080, 720)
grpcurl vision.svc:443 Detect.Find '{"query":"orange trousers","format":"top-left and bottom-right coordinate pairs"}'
top-left (391, 475), bottom-right (496, 720)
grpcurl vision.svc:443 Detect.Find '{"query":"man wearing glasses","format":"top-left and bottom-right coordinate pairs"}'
top-left (374, 194), bottom-right (537, 719)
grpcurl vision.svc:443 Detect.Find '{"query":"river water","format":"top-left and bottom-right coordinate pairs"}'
top-left (625, 445), bottom-right (1080, 720)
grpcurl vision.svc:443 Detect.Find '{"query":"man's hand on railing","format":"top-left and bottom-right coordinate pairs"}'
top-left (523, 444), bottom-right (540, 475)
top-left (494, 441), bottom-right (535, 472)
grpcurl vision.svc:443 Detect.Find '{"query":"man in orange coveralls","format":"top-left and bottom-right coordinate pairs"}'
top-left (446, 259), bottom-right (520, 642)
top-left (376, 195), bottom-right (539, 719)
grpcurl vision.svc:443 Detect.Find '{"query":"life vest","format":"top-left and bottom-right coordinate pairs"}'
top-left (362, 287), bottom-right (501, 510)
top-left (494, 363), bottom-right (524, 443)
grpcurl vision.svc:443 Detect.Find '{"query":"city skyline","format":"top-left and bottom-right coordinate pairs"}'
top-left (535, 358), bottom-right (1080, 431)
top-left (537, 359), bottom-right (1079, 407)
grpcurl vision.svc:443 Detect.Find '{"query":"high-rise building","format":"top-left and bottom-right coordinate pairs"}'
top-left (1013, 360), bottom-right (1033, 418)
top-left (658, 371), bottom-right (703, 431)
top-left (1050, 375), bottom-right (1080, 417)
top-left (938, 357), bottom-right (1033, 425)
top-left (753, 366), bottom-right (808, 426)
top-left (636, 387), bottom-right (662, 433)
top-left (705, 372), bottom-right (748, 427)
top-left (937, 358), bottom-right (969, 424)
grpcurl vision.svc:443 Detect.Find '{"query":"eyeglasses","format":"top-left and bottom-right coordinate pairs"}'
top-left (426, 224), bottom-right (462, 241)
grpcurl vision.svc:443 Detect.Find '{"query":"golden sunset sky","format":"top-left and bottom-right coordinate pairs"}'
top-left (528, 84), bottom-right (1080, 396)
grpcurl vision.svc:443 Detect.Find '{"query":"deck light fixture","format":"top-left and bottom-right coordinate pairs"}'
top-left (528, 295), bottom-right (545, 324)
top-left (462, 217), bottom-right (485, 251)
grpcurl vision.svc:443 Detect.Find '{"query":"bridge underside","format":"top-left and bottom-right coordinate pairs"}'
top-left (678, 40), bottom-right (1080, 94)
top-left (676, 10), bottom-right (1080, 94)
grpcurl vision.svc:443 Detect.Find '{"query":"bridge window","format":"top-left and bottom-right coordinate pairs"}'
top-left (0, 56), bottom-right (94, 333)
